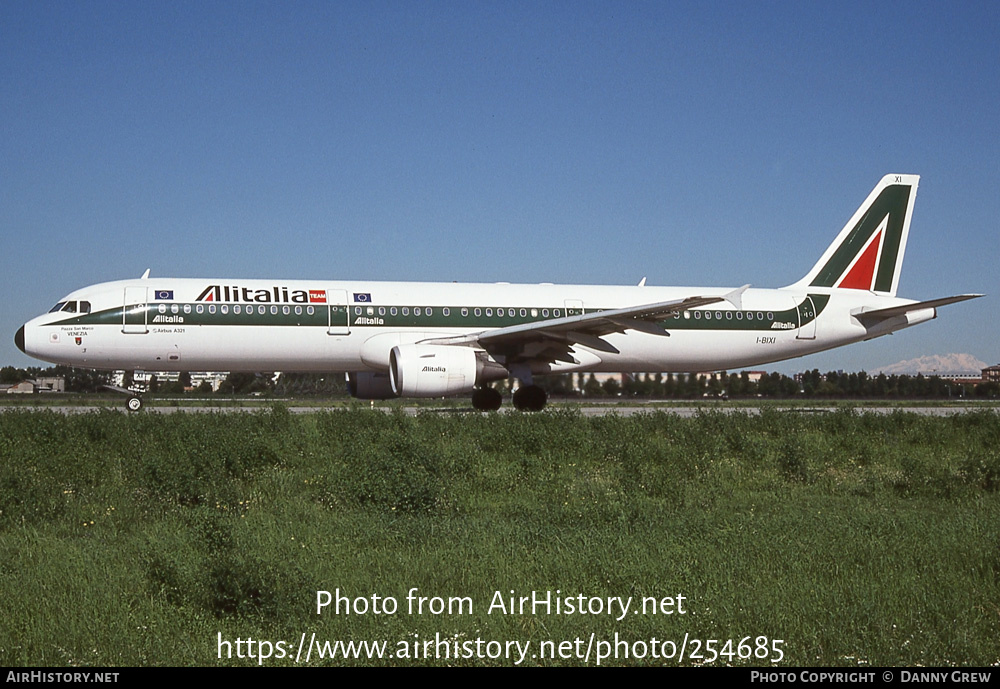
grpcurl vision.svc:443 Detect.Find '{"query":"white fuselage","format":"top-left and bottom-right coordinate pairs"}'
top-left (18, 277), bottom-right (933, 377)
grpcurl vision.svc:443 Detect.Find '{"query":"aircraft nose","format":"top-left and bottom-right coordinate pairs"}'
top-left (15, 325), bottom-right (25, 354)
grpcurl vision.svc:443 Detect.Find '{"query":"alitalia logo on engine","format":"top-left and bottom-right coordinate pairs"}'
top-left (196, 285), bottom-right (327, 304)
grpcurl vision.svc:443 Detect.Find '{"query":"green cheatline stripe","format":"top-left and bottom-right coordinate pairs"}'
top-left (811, 184), bottom-right (911, 291)
top-left (52, 296), bottom-right (828, 333)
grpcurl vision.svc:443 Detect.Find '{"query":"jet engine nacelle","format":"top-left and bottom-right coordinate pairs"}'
top-left (389, 344), bottom-right (483, 397)
top-left (346, 371), bottom-right (397, 400)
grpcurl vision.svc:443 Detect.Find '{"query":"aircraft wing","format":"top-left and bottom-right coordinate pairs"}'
top-left (854, 294), bottom-right (983, 324)
top-left (421, 286), bottom-right (749, 365)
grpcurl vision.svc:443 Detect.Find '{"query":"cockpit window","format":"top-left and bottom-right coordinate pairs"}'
top-left (49, 302), bottom-right (67, 313)
top-left (79, 301), bottom-right (91, 314)
top-left (61, 302), bottom-right (78, 313)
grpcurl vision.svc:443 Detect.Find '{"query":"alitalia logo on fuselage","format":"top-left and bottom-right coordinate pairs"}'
top-left (196, 285), bottom-right (327, 304)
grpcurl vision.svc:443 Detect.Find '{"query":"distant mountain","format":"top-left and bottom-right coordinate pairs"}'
top-left (871, 353), bottom-right (989, 376)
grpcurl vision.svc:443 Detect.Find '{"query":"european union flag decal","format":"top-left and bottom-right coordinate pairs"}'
top-left (353, 293), bottom-right (372, 303)
top-left (154, 290), bottom-right (174, 300)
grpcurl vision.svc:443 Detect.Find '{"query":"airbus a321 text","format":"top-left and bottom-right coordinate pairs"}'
top-left (15, 174), bottom-right (981, 411)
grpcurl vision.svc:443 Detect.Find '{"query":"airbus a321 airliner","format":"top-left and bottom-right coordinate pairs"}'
top-left (15, 174), bottom-right (981, 411)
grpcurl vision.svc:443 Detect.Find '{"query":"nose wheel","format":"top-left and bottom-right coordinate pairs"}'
top-left (126, 396), bottom-right (144, 412)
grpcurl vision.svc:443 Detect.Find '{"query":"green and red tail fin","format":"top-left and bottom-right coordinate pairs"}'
top-left (787, 174), bottom-right (919, 297)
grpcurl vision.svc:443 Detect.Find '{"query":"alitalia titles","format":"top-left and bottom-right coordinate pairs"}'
top-left (196, 285), bottom-right (327, 304)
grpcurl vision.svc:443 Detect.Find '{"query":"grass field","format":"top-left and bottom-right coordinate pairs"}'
top-left (0, 407), bottom-right (997, 666)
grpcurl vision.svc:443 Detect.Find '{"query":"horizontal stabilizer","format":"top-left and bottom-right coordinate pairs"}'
top-left (854, 294), bottom-right (982, 323)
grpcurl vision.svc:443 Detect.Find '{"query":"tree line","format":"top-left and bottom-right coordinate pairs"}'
top-left (536, 369), bottom-right (997, 399)
top-left (2, 365), bottom-right (996, 399)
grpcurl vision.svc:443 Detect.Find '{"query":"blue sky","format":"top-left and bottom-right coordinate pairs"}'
top-left (3, 1), bottom-right (997, 374)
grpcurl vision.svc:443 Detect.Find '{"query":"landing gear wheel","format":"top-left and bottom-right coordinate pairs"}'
top-left (126, 396), bottom-right (144, 412)
top-left (472, 387), bottom-right (503, 411)
top-left (512, 385), bottom-right (547, 412)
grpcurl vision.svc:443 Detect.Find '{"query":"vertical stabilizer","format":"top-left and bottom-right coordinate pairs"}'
top-left (787, 174), bottom-right (919, 297)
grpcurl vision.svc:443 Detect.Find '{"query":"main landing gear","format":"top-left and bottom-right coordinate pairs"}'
top-left (471, 387), bottom-right (503, 411)
top-left (512, 385), bottom-right (547, 411)
top-left (470, 385), bottom-right (548, 412)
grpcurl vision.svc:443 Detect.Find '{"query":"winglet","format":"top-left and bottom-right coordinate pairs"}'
top-left (140, 269), bottom-right (151, 280)
top-left (637, 277), bottom-right (647, 287)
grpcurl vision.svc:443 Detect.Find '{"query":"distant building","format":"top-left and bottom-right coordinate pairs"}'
top-left (5, 377), bottom-right (65, 394)
top-left (111, 370), bottom-right (228, 392)
top-left (934, 372), bottom-right (984, 385)
top-left (7, 381), bottom-right (38, 394)
top-left (982, 365), bottom-right (1000, 383)
top-left (36, 377), bottom-right (66, 393)
top-left (190, 372), bottom-right (228, 392)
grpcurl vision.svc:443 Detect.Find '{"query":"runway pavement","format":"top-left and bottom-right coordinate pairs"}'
top-left (1, 401), bottom-right (994, 417)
